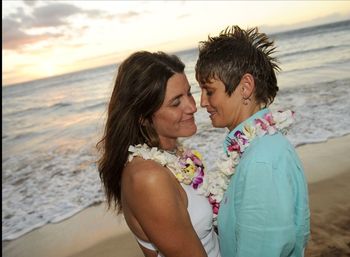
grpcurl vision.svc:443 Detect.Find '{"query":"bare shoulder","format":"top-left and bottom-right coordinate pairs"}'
top-left (122, 157), bottom-right (183, 219)
top-left (123, 158), bottom-right (175, 191)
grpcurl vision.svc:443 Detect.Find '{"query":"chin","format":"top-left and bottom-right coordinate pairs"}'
top-left (182, 125), bottom-right (197, 137)
top-left (211, 120), bottom-right (225, 128)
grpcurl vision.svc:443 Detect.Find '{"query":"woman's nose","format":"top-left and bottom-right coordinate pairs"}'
top-left (187, 95), bottom-right (197, 113)
top-left (200, 91), bottom-right (208, 108)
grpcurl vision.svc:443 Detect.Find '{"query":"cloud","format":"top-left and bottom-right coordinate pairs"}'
top-left (2, 15), bottom-right (64, 50)
top-left (2, 2), bottom-right (119, 50)
top-left (30, 3), bottom-right (82, 27)
top-left (117, 11), bottom-right (140, 23)
top-left (85, 9), bottom-right (115, 20)
top-left (23, 0), bottom-right (39, 7)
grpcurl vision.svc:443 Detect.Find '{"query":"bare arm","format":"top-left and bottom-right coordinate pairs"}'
top-left (123, 160), bottom-right (207, 257)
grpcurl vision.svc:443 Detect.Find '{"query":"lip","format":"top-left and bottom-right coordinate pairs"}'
top-left (181, 117), bottom-right (195, 123)
top-left (207, 110), bottom-right (217, 119)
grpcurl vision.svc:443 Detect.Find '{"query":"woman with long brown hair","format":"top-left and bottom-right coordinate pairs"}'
top-left (97, 51), bottom-right (220, 257)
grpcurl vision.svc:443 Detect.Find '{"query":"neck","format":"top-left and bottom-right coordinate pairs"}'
top-left (159, 137), bottom-right (178, 152)
top-left (228, 103), bottom-right (262, 131)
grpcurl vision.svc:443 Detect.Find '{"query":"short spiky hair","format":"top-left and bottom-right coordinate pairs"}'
top-left (195, 25), bottom-right (280, 106)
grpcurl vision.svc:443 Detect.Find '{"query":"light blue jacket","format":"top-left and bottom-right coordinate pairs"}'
top-left (218, 109), bottom-right (310, 257)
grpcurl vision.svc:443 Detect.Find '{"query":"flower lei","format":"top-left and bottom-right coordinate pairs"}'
top-left (198, 110), bottom-right (295, 223)
top-left (128, 144), bottom-right (205, 189)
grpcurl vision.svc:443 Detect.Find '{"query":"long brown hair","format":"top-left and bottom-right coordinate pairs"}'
top-left (97, 51), bottom-right (185, 212)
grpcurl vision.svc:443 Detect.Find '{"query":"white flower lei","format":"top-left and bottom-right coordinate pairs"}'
top-left (128, 144), bottom-right (181, 173)
top-left (128, 144), bottom-right (205, 188)
top-left (198, 110), bottom-right (295, 222)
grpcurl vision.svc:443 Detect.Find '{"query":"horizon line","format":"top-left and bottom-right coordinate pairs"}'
top-left (3, 18), bottom-right (349, 88)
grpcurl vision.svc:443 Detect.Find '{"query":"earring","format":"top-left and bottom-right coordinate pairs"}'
top-left (242, 97), bottom-right (251, 105)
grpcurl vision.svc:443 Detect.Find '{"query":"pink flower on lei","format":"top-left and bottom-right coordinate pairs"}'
top-left (198, 110), bottom-right (295, 224)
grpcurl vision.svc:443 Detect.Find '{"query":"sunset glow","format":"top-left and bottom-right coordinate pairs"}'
top-left (2, 0), bottom-right (350, 86)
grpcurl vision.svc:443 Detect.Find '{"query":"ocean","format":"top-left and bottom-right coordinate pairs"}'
top-left (2, 20), bottom-right (350, 241)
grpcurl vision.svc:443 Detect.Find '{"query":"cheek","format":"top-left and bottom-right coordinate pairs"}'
top-left (153, 111), bottom-right (180, 130)
top-left (210, 96), bottom-right (221, 110)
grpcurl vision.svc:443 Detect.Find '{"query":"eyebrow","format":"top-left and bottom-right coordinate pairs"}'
top-left (200, 84), bottom-right (212, 89)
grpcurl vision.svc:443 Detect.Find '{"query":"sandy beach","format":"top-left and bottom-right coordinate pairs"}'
top-left (3, 134), bottom-right (350, 257)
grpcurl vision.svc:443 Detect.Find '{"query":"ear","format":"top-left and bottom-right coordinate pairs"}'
top-left (239, 73), bottom-right (255, 99)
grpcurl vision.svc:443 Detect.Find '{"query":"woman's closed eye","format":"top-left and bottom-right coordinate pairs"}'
top-left (206, 90), bottom-right (213, 96)
top-left (171, 97), bottom-right (181, 107)
top-left (201, 87), bottom-right (213, 96)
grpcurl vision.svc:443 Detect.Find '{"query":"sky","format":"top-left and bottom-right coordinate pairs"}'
top-left (2, 1), bottom-right (350, 86)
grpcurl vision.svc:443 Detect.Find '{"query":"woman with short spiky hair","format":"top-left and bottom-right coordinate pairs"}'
top-left (196, 26), bottom-right (310, 257)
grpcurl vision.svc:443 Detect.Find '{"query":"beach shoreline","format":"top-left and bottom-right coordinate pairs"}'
top-left (3, 135), bottom-right (350, 257)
